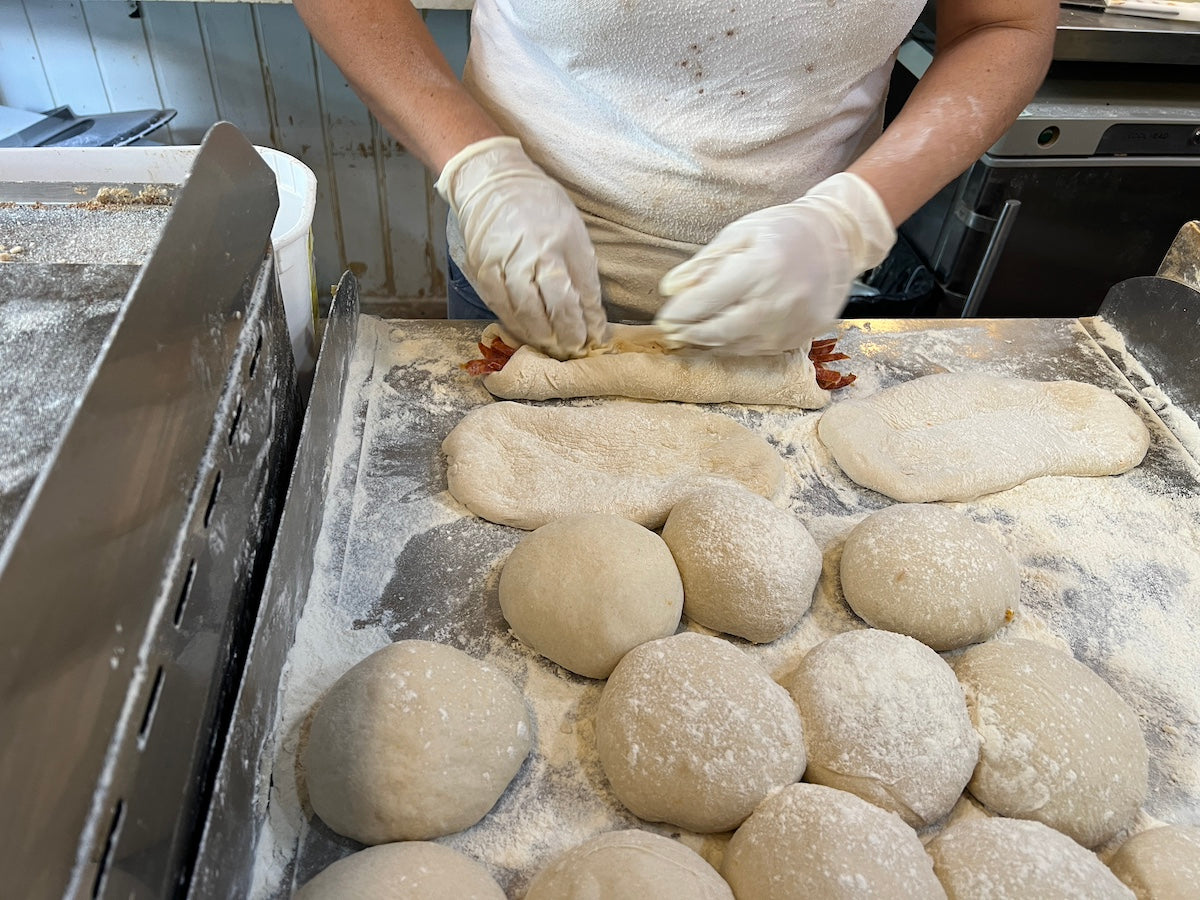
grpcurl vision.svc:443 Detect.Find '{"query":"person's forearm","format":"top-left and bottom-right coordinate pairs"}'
top-left (848, 2), bottom-right (1056, 225)
top-left (293, 0), bottom-right (502, 172)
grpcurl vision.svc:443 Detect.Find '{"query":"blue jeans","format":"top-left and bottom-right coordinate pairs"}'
top-left (446, 256), bottom-right (498, 321)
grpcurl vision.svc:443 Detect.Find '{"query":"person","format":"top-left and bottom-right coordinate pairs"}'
top-left (295, 0), bottom-right (1056, 360)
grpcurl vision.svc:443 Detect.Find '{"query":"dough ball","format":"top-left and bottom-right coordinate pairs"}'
top-left (782, 628), bottom-right (978, 828)
top-left (595, 632), bottom-right (805, 832)
top-left (524, 830), bottom-right (733, 900)
top-left (661, 485), bottom-right (820, 643)
top-left (304, 641), bottom-right (532, 844)
top-left (926, 817), bottom-right (1133, 899)
top-left (295, 842), bottom-right (506, 899)
top-left (1107, 825), bottom-right (1200, 900)
top-left (499, 514), bottom-right (683, 678)
top-left (840, 504), bottom-right (1018, 651)
top-left (721, 782), bottom-right (945, 899)
top-left (954, 639), bottom-right (1149, 847)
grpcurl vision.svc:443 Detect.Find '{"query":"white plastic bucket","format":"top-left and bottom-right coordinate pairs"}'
top-left (0, 144), bottom-right (319, 379)
top-left (256, 147), bottom-right (319, 379)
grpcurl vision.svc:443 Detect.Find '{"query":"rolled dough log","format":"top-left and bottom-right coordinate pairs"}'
top-left (953, 639), bottom-right (1149, 848)
top-left (721, 782), bottom-right (946, 899)
top-left (926, 817), bottom-right (1133, 900)
top-left (1107, 825), bottom-right (1200, 900)
top-left (443, 401), bottom-right (786, 530)
top-left (782, 629), bottom-right (978, 828)
top-left (818, 373), bottom-right (1150, 502)
top-left (839, 504), bottom-right (1019, 651)
top-left (480, 323), bottom-right (829, 408)
top-left (524, 830), bottom-right (733, 900)
top-left (295, 842), bottom-right (506, 900)
top-left (498, 514), bottom-right (683, 678)
top-left (595, 632), bottom-right (806, 833)
top-left (304, 641), bottom-right (531, 844)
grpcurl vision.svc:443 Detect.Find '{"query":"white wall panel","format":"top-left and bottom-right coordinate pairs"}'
top-left (22, 1), bottom-right (112, 112)
top-left (140, 4), bottom-right (219, 144)
top-left (0, 0), bottom-right (56, 111)
top-left (0, 0), bottom-right (468, 301)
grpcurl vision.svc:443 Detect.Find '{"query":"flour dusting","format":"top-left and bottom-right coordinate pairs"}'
top-left (242, 317), bottom-right (1200, 896)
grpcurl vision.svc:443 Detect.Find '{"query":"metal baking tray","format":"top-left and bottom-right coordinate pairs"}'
top-left (194, 273), bottom-right (1200, 898)
top-left (0, 124), bottom-right (301, 899)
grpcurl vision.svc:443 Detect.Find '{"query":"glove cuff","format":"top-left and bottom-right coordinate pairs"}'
top-left (434, 135), bottom-right (525, 211)
top-left (803, 172), bottom-right (897, 274)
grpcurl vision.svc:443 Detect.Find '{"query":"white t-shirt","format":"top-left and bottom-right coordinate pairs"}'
top-left (454, 0), bottom-right (925, 319)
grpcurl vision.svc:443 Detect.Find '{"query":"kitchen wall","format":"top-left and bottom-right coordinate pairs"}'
top-left (0, 0), bottom-right (469, 306)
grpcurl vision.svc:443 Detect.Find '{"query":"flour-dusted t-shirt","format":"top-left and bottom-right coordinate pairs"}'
top-left (453, 0), bottom-right (925, 319)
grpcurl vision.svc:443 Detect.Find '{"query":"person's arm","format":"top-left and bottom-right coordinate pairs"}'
top-left (293, 0), bottom-right (499, 171)
top-left (849, 0), bottom-right (1057, 225)
top-left (657, 1), bottom-right (1056, 355)
top-left (293, 0), bottom-right (607, 359)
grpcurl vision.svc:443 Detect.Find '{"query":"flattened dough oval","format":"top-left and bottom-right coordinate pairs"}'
top-left (818, 373), bottom-right (1149, 502)
top-left (442, 401), bottom-right (786, 529)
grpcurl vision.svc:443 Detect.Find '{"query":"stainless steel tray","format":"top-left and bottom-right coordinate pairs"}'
top-left (195, 280), bottom-right (1200, 897)
top-left (0, 124), bottom-right (301, 900)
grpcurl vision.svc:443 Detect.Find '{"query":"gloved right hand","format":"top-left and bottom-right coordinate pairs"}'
top-left (436, 137), bottom-right (607, 360)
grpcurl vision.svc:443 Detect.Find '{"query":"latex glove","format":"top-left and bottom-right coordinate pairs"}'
top-left (436, 136), bottom-right (607, 360)
top-left (655, 173), bottom-right (895, 355)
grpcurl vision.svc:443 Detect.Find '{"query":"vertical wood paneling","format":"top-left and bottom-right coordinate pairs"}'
top-left (251, 4), bottom-right (342, 294)
top-left (139, 4), bottom-right (219, 145)
top-left (196, 4), bottom-right (272, 145)
top-left (22, 1), bottom-right (110, 113)
top-left (0, 1), bottom-right (471, 301)
top-left (0, 0), bottom-right (54, 110)
top-left (377, 129), bottom-right (435, 297)
top-left (78, 3), bottom-right (165, 114)
top-left (313, 47), bottom-right (391, 294)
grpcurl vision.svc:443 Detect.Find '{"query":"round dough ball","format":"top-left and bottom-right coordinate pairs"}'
top-left (722, 783), bottom-right (945, 899)
top-left (524, 830), bottom-right (733, 900)
top-left (305, 641), bottom-right (532, 844)
top-left (295, 842), bottom-right (506, 900)
top-left (596, 632), bottom-right (805, 832)
top-left (926, 817), bottom-right (1132, 899)
top-left (954, 639), bottom-right (1149, 847)
top-left (1107, 825), bottom-right (1200, 900)
top-left (840, 504), bottom-right (1019, 651)
top-left (661, 485), bottom-right (821, 643)
top-left (782, 628), bottom-right (978, 828)
top-left (499, 514), bottom-right (683, 678)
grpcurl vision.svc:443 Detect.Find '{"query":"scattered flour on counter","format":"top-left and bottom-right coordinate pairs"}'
top-left (244, 318), bottom-right (1200, 897)
top-left (1089, 315), bottom-right (1200, 470)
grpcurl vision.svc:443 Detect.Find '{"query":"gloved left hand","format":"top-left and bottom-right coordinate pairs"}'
top-left (655, 173), bottom-right (896, 355)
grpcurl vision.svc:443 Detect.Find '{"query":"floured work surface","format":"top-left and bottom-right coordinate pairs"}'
top-left (249, 317), bottom-right (1200, 897)
top-left (0, 267), bottom-right (131, 545)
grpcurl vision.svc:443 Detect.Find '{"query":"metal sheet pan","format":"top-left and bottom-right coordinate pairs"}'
top-left (197, 307), bottom-right (1200, 897)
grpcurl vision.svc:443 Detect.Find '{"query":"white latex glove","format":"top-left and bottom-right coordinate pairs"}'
top-left (655, 172), bottom-right (896, 355)
top-left (436, 136), bottom-right (607, 360)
